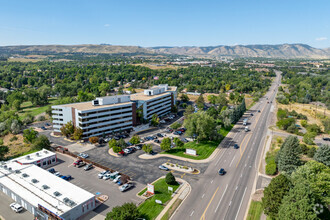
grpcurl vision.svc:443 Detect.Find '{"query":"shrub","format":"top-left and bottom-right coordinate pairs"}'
top-left (142, 144), bottom-right (152, 154)
top-left (37, 115), bottom-right (46, 121)
top-left (287, 124), bottom-right (297, 133)
top-left (130, 135), bottom-right (140, 145)
top-left (165, 172), bottom-right (177, 185)
top-left (113, 145), bottom-right (122, 153)
top-left (303, 133), bottom-right (315, 145)
top-left (9, 136), bottom-right (18, 142)
top-left (299, 144), bottom-right (308, 155)
top-left (89, 136), bottom-right (99, 144)
top-left (300, 120), bottom-right (307, 127)
top-left (307, 147), bottom-right (316, 158)
top-left (170, 122), bottom-right (182, 130)
top-left (266, 162), bottom-right (277, 175)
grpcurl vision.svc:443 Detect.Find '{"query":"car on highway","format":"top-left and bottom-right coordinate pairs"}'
top-left (84, 163), bottom-right (93, 171)
top-left (10, 203), bottom-right (23, 213)
top-left (61, 175), bottom-right (72, 181)
top-left (77, 153), bottom-right (89, 158)
top-left (98, 170), bottom-right (110, 179)
top-left (119, 183), bottom-right (134, 192)
top-left (159, 165), bottom-right (169, 171)
top-left (234, 144), bottom-right (239, 149)
top-left (218, 168), bottom-right (226, 175)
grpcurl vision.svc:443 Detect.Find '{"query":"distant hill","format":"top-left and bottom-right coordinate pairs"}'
top-left (0, 43), bottom-right (329, 59)
top-left (149, 44), bottom-right (330, 59)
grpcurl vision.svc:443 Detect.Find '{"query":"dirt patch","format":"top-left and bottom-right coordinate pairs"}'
top-left (252, 189), bottom-right (264, 202)
top-left (2, 133), bottom-right (33, 157)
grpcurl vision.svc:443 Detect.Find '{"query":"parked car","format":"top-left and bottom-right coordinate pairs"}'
top-left (123, 148), bottom-right (132, 154)
top-left (134, 144), bottom-right (143, 150)
top-left (41, 126), bottom-right (47, 130)
top-left (234, 144), bottom-right (239, 149)
top-left (78, 153), bottom-right (89, 159)
top-left (157, 133), bottom-right (163, 137)
top-left (182, 138), bottom-right (189, 143)
top-left (55, 172), bottom-right (61, 177)
top-left (114, 136), bottom-right (120, 140)
top-left (10, 203), bottom-right (23, 213)
top-left (113, 175), bottom-right (121, 183)
top-left (160, 120), bottom-right (166, 124)
top-left (119, 183), bottom-right (133, 192)
top-left (110, 171), bottom-right (119, 180)
top-left (61, 175), bottom-right (72, 181)
top-left (84, 164), bottom-right (93, 171)
top-left (218, 168), bottom-right (226, 175)
top-left (118, 150), bottom-right (125, 155)
top-left (159, 165), bottom-right (169, 171)
top-left (45, 123), bottom-right (50, 126)
top-left (103, 173), bottom-right (112, 180)
top-left (73, 160), bottom-right (83, 166)
top-left (98, 170), bottom-right (110, 179)
top-left (250, 113), bottom-right (254, 116)
top-left (126, 142), bottom-right (133, 146)
top-left (48, 168), bottom-right (55, 174)
top-left (258, 110), bottom-right (261, 113)
top-left (322, 137), bottom-right (330, 141)
top-left (154, 139), bottom-right (160, 143)
top-left (77, 161), bottom-right (86, 168)
top-left (173, 131), bottom-right (182, 135)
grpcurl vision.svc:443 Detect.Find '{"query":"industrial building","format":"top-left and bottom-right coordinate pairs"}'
top-left (14, 149), bottom-right (57, 168)
top-left (52, 84), bottom-right (177, 139)
top-left (0, 153), bottom-right (95, 220)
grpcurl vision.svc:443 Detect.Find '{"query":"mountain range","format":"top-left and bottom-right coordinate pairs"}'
top-left (1, 43), bottom-right (329, 59)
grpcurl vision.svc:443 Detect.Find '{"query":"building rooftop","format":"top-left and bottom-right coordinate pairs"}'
top-left (130, 91), bottom-right (172, 101)
top-left (15, 149), bottom-right (55, 165)
top-left (0, 161), bottom-right (94, 216)
top-left (54, 101), bottom-right (133, 111)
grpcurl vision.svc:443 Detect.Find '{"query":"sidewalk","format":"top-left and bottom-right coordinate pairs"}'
top-left (156, 178), bottom-right (191, 220)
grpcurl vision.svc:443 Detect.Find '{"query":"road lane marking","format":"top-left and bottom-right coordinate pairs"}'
top-left (214, 184), bottom-right (228, 213)
top-left (229, 156), bottom-right (236, 167)
top-left (200, 187), bottom-right (219, 220)
top-left (190, 210), bottom-right (194, 216)
top-left (234, 187), bottom-right (247, 220)
top-left (202, 193), bottom-right (205, 198)
top-left (211, 179), bottom-right (214, 184)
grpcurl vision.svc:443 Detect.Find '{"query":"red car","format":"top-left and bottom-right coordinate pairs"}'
top-left (73, 160), bottom-right (82, 166)
top-left (177, 128), bottom-right (186, 132)
top-left (118, 150), bottom-right (125, 155)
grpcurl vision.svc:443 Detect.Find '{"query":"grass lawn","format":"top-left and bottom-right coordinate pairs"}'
top-left (18, 98), bottom-right (58, 119)
top-left (138, 178), bottom-right (180, 220)
top-left (161, 125), bottom-right (233, 160)
top-left (247, 201), bottom-right (263, 220)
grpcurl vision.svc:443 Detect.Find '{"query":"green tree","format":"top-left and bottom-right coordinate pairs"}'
top-left (314, 144), bottom-right (330, 166)
top-left (32, 135), bottom-right (51, 150)
top-left (196, 94), bottom-right (205, 109)
top-left (291, 161), bottom-right (330, 205)
top-left (60, 121), bottom-right (74, 138)
top-left (278, 183), bottom-right (318, 220)
top-left (0, 145), bottom-right (9, 160)
top-left (117, 138), bottom-right (126, 148)
top-left (108, 139), bottom-right (117, 149)
top-left (73, 127), bottom-right (83, 140)
top-left (113, 145), bottom-right (122, 153)
top-left (303, 132), bottom-right (316, 145)
top-left (307, 147), bottom-right (317, 158)
top-left (105, 202), bottom-right (141, 220)
top-left (12, 99), bottom-right (21, 111)
top-left (170, 122), bottom-right (182, 130)
top-left (129, 135), bottom-right (140, 145)
top-left (184, 111), bottom-right (216, 142)
top-left (142, 144), bottom-right (152, 154)
top-left (207, 95), bottom-right (217, 104)
top-left (180, 93), bottom-right (189, 102)
top-left (262, 174), bottom-right (291, 219)
top-left (165, 172), bottom-right (177, 185)
top-left (184, 105), bottom-right (195, 118)
top-left (160, 137), bottom-right (171, 151)
top-left (173, 137), bottom-right (184, 148)
top-left (23, 128), bottom-right (39, 143)
top-left (150, 114), bottom-right (159, 126)
top-left (277, 136), bottom-right (302, 174)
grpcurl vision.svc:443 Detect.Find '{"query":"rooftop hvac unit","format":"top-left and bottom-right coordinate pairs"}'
top-left (36, 153), bottom-right (40, 156)
top-left (54, 191), bottom-right (61, 197)
top-left (22, 173), bottom-right (29, 178)
top-left (31, 179), bottom-right (39, 183)
top-left (8, 167), bottom-right (12, 171)
top-left (3, 165), bottom-right (7, 169)
top-left (42, 185), bottom-right (49, 190)
top-left (26, 155), bottom-right (30, 160)
top-left (15, 170), bottom-right (21, 174)
top-left (68, 200), bottom-right (76, 207)
top-left (44, 150), bottom-right (48, 154)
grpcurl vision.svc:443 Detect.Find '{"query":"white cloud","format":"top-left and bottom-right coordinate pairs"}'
top-left (104, 24), bottom-right (110, 27)
top-left (315, 37), bottom-right (327, 41)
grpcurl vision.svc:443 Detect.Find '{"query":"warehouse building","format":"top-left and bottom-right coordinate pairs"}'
top-left (14, 149), bottom-right (57, 168)
top-left (0, 158), bottom-right (95, 220)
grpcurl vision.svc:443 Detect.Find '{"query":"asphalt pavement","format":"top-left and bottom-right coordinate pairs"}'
top-left (171, 71), bottom-right (282, 220)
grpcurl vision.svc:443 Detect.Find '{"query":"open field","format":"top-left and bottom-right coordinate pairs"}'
top-left (2, 133), bottom-right (35, 158)
top-left (18, 98), bottom-right (58, 119)
top-left (277, 103), bottom-right (329, 129)
top-left (138, 178), bottom-right (180, 220)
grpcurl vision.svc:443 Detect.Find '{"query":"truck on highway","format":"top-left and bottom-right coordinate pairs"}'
top-left (243, 118), bottom-right (248, 126)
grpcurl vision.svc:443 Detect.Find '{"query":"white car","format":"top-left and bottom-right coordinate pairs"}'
top-left (160, 120), bottom-right (166, 124)
top-left (78, 153), bottom-right (89, 158)
top-left (113, 175), bottom-right (121, 183)
top-left (103, 173), bottom-right (112, 180)
top-left (98, 170), bottom-right (109, 179)
top-left (55, 172), bottom-right (61, 177)
top-left (10, 203), bottom-right (23, 213)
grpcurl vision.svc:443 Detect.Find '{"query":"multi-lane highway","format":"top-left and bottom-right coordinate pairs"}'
top-left (172, 71), bottom-right (281, 220)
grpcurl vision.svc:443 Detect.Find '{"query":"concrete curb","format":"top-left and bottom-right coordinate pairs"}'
top-left (108, 148), bottom-right (120, 158)
top-left (162, 162), bottom-right (200, 174)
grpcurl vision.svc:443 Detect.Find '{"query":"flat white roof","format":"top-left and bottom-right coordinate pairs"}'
top-left (0, 160), bottom-right (94, 216)
top-left (14, 149), bottom-right (56, 164)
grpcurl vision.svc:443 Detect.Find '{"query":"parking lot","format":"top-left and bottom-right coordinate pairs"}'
top-left (0, 191), bottom-right (33, 220)
top-left (49, 154), bottom-right (144, 217)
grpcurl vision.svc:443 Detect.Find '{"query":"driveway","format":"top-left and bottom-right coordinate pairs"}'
top-left (0, 191), bottom-right (33, 220)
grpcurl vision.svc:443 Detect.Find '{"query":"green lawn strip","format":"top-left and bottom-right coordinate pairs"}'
top-left (18, 98), bottom-right (58, 119)
top-left (138, 178), bottom-right (180, 220)
top-left (161, 125), bottom-right (233, 160)
top-left (247, 201), bottom-right (263, 220)
top-left (138, 187), bottom-right (148, 196)
top-left (160, 198), bottom-right (182, 220)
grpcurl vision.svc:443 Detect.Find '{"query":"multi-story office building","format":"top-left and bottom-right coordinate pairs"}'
top-left (51, 85), bottom-right (177, 139)
top-left (131, 84), bottom-right (177, 120)
top-left (52, 95), bottom-right (136, 140)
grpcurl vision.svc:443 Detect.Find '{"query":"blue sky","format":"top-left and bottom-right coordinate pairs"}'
top-left (0, 0), bottom-right (329, 48)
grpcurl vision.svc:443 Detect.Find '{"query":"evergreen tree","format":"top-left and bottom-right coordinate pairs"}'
top-left (314, 144), bottom-right (330, 166)
top-left (277, 136), bottom-right (302, 174)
